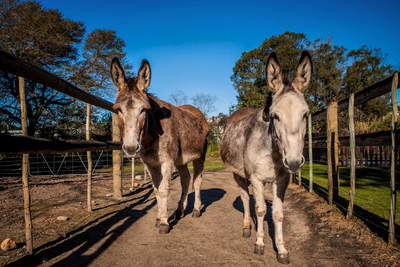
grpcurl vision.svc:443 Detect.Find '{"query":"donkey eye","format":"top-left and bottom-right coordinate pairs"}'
top-left (272, 113), bottom-right (279, 121)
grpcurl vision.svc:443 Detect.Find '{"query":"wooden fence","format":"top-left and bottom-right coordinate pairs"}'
top-left (0, 49), bottom-right (399, 255)
top-left (302, 71), bottom-right (399, 244)
top-left (0, 50), bottom-right (124, 254)
top-left (304, 131), bottom-right (400, 167)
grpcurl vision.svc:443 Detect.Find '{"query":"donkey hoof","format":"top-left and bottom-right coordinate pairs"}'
top-left (254, 245), bottom-right (264, 255)
top-left (159, 224), bottom-right (170, 234)
top-left (277, 253), bottom-right (290, 264)
top-left (242, 228), bottom-right (251, 238)
top-left (192, 210), bottom-right (201, 218)
top-left (155, 219), bottom-right (161, 228)
top-left (175, 210), bottom-right (183, 220)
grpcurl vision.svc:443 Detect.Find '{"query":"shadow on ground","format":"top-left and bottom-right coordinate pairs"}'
top-left (233, 194), bottom-right (278, 253)
top-left (299, 177), bottom-right (400, 244)
top-left (7, 187), bottom-right (155, 267)
top-left (168, 188), bottom-right (226, 229)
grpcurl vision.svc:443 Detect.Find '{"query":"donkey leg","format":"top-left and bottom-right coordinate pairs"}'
top-left (175, 164), bottom-right (191, 220)
top-left (273, 179), bottom-right (290, 264)
top-left (151, 163), bottom-right (172, 234)
top-left (146, 165), bottom-right (163, 228)
top-left (191, 159), bottom-right (204, 218)
top-left (234, 174), bottom-right (251, 238)
top-left (251, 178), bottom-right (266, 255)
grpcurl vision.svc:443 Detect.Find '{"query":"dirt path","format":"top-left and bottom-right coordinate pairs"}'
top-left (3, 169), bottom-right (399, 266)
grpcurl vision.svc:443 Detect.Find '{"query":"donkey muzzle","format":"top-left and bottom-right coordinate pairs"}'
top-left (122, 143), bottom-right (141, 158)
top-left (283, 155), bottom-right (305, 173)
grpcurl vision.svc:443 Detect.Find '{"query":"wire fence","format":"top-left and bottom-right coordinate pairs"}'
top-left (0, 151), bottom-right (143, 177)
top-left (0, 153), bottom-right (150, 254)
top-left (303, 144), bottom-right (400, 167)
top-left (298, 148), bottom-right (400, 243)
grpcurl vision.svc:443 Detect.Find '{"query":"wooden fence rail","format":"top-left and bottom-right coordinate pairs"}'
top-left (306, 130), bottom-right (399, 147)
top-left (0, 135), bottom-right (122, 154)
top-left (304, 131), bottom-right (400, 167)
top-left (0, 49), bottom-right (124, 255)
top-left (312, 74), bottom-right (400, 122)
top-left (304, 71), bottom-right (399, 244)
top-left (0, 50), bottom-right (116, 113)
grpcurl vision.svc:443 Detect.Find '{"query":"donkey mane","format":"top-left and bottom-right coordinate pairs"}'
top-left (282, 73), bottom-right (292, 85)
top-left (262, 91), bottom-right (273, 122)
top-left (281, 74), bottom-right (296, 94)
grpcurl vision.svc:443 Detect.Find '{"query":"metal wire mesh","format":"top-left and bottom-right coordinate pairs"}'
top-left (0, 156), bottom-right (149, 248)
top-left (0, 151), bottom-right (134, 177)
top-left (298, 157), bottom-right (400, 241)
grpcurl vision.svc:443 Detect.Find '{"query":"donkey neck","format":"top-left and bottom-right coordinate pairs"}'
top-left (245, 108), bottom-right (278, 152)
top-left (140, 95), bottom-right (172, 144)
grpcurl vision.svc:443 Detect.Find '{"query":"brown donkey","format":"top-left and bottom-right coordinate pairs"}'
top-left (220, 51), bottom-right (312, 264)
top-left (111, 58), bottom-right (209, 234)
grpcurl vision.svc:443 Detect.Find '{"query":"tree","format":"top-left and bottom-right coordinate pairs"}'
top-left (191, 93), bottom-right (217, 118)
top-left (342, 46), bottom-right (393, 120)
top-left (168, 89), bottom-right (217, 118)
top-left (0, 0), bottom-right (85, 136)
top-left (64, 28), bottom-right (132, 138)
top-left (207, 112), bottom-right (228, 157)
top-left (231, 32), bottom-right (308, 110)
top-left (307, 37), bottom-right (346, 112)
top-left (68, 28), bottom-right (133, 99)
top-left (169, 89), bottom-right (189, 106)
top-left (0, 1), bottom-right (132, 137)
top-left (209, 112), bottom-right (228, 143)
top-left (231, 32), bottom-right (396, 130)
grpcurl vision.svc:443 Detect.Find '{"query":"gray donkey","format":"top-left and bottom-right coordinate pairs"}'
top-left (220, 51), bottom-right (312, 264)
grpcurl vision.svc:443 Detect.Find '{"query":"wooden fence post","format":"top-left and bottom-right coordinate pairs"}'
top-left (131, 158), bottom-right (135, 189)
top-left (347, 93), bottom-right (356, 219)
top-left (19, 77), bottom-right (33, 255)
top-left (308, 114), bottom-right (313, 193)
top-left (143, 158), bottom-right (150, 180)
top-left (86, 104), bottom-right (92, 212)
top-left (112, 113), bottom-right (123, 199)
top-left (327, 101), bottom-right (339, 205)
top-left (298, 169), bottom-right (302, 187)
top-left (389, 72), bottom-right (398, 244)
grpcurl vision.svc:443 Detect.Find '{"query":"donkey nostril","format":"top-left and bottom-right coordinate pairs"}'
top-left (135, 144), bottom-right (141, 153)
top-left (300, 155), bottom-right (305, 167)
top-left (283, 158), bottom-right (289, 167)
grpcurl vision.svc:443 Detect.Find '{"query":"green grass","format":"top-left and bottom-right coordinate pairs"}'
top-left (187, 158), bottom-right (226, 172)
top-left (298, 162), bottom-right (400, 241)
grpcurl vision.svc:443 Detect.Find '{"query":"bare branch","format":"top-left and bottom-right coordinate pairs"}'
top-left (169, 89), bottom-right (189, 106)
top-left (191, 93), bottom-right (217, 118)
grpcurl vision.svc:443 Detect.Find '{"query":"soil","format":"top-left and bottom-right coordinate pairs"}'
top-left (0, 164), bottom-right (399, 266)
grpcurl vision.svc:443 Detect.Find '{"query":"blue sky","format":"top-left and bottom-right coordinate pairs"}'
top-left (39, 0), bottom-right (400, 117)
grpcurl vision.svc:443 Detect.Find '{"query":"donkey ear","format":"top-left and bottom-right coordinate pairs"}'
top-left (137, 59), bottom-right (151, 93)
top-left (111, 57), bottom-right (127, 91)
top-left (293, 50), bottom-right (313, 92)
top-left (265, 52), bottom-right (283, 94)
